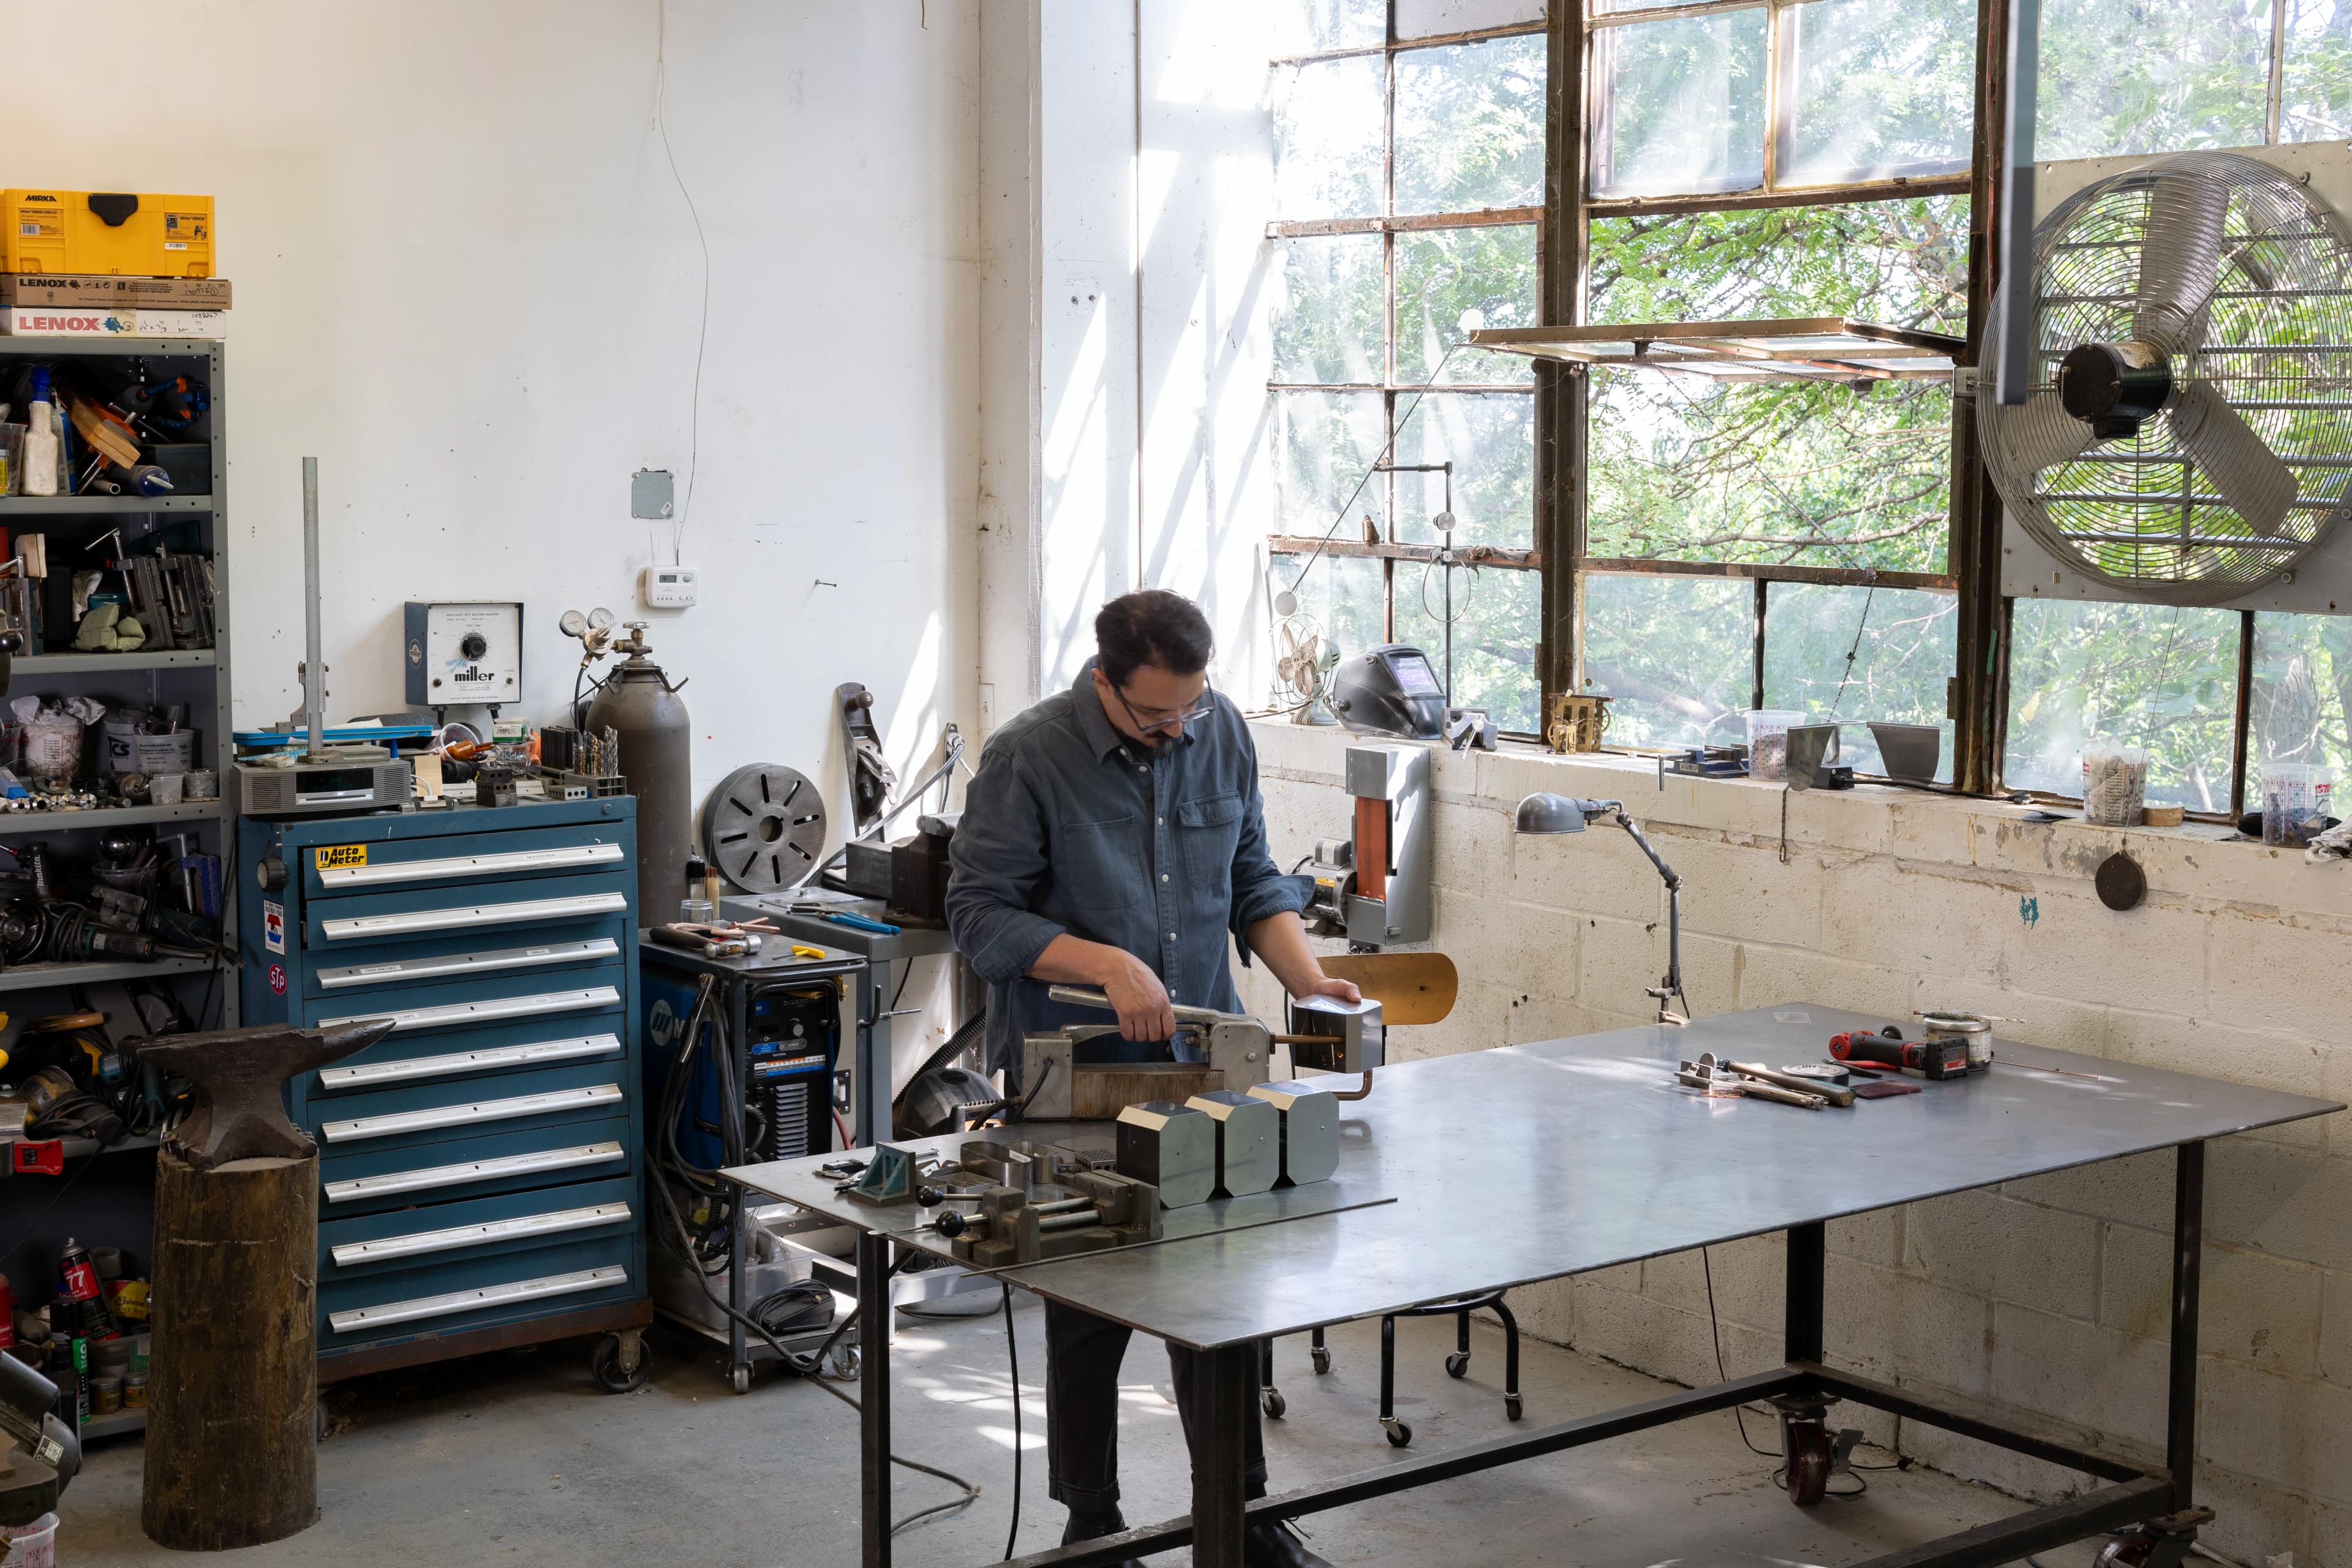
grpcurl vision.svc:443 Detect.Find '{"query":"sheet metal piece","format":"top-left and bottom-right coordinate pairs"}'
top-left (730, 1005), bottom-right (2342, 1350)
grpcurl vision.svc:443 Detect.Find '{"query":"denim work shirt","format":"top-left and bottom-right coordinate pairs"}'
top-left (946, 661), bottom-right (1311, 1073)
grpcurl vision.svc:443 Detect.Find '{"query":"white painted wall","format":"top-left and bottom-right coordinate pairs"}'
top-left (1241, 722), bottom-right (2352, 1565)
top-left (2, 0), bottom-right (982, 864)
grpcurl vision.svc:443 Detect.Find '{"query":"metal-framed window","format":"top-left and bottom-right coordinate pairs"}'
top-left (1266, 2), bottom-right (1551, 736)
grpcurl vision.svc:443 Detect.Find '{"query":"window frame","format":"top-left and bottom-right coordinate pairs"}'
top-left (1267, 5), bottom-right (1551, 734)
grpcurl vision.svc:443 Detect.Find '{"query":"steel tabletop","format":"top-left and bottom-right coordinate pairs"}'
top-left (725, 1003), bottom-right (2342, 1352)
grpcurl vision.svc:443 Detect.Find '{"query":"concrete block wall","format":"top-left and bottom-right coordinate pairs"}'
top-left (1235, 721), bottom-right (2352, 1565)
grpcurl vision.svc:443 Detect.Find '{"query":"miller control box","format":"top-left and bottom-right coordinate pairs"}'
top-left (2, 190), bottom-right (216, 277)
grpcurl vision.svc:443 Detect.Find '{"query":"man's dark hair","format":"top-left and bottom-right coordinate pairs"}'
top-left (1096, 589), bottom-right (1214, 687)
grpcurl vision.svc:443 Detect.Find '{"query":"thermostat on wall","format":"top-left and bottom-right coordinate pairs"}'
top-left (639, 565), bottom-right (699, 610)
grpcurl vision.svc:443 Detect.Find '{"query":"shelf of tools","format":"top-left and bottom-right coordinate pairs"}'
top-left (0, 338), bottom-right (235, 1406)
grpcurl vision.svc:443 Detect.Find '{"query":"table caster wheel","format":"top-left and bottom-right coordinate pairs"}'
top-left (1505, 1393), bottom-right (1524, 1422)
top-left (831, 1344), bottom-right (861, 1381)
top-left (593, 1332), bottom-right (650, 1394)
top-left (1261, 1388), bottom-right (1286, 1419)
top-left (1446, 1351), bottom-right (1471, 1379)
top-left (1310, 1346), bottom-right (1332, 1375)
top-left (1382, 1417), bottom-right (1412, 1448)
top-left (1784, 1421), bottom-right (1831, 1506)
top-left (729, 1362), bottom-right (752, 1395)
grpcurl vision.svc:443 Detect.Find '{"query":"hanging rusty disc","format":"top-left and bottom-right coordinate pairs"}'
top-left (2094, 851), bottom-right (2146, 912)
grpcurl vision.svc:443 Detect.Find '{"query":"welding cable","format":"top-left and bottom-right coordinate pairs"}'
top-left (1003, 1280), bottom-right (1023, 1561)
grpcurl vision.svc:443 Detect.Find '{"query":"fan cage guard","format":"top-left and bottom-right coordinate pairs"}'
top-left (1980, 151), bottom-right (2352, 605)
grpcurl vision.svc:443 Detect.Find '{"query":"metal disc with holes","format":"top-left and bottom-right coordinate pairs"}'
top-left (702, 764), bottom-right (827, 893)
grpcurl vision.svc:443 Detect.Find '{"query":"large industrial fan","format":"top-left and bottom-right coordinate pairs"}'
top-left (1981, 151), bottom-right (2352, 603)
top-left (1273, 613), bottom-right (1340, 726)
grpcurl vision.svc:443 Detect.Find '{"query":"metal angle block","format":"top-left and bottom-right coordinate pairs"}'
top-left (1115, 1099), bottom-right (1216, 1209)
top-left (1245, 1079), bottom-right (1340, 1186)
top-left (1186, 1088), bottom-right (1280, 1198)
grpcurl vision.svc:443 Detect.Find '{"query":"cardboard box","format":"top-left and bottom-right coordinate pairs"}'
top-left (4, 306), bottom-right (226, 338)
top-left (0, 274), bottom-right (230, 309)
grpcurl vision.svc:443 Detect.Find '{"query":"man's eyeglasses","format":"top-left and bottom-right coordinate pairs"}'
top-left (1113, 682), bottom-right (1216, 737)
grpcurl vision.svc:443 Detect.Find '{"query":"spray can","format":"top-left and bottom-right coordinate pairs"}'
top-left (56, 1237), bottom-right (118, 1340)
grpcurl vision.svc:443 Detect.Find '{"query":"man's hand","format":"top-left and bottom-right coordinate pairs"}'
top-left (1295, 974), bottom-right (1361, 1006)
top-left (1102, 950), bottom-right (1178, 1041)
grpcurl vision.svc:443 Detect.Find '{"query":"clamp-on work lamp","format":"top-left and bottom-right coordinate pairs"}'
top-left (1513, 793), bottom-right (1690, 1025)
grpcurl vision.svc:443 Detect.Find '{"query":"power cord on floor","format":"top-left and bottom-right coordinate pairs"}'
top-left (1701, 1248), bottom-right (1909, 1490)
top-left (1003, 1282), bottom-right (1022, 1562)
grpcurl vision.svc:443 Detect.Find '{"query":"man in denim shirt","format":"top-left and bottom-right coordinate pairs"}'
top-left (948, 589), bottom-right (1355, 1568)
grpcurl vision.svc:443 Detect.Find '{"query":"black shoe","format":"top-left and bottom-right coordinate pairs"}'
top-left (1063, 1506), bottom-right (1144, 1568)
top-left (1244, 1518), bottom-right (1332, 1568)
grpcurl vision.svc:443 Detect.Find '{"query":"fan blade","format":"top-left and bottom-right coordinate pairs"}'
top-left (2171, 382), bottom-right (2297, 538)
top-left (2134, 170), bottom-right (2228, 355)
top-left (2000, 390), bottom-right (2097, 473)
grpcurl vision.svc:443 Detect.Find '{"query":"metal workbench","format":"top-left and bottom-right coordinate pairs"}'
top-left (727, 1003), bottom-right (2343, 1568)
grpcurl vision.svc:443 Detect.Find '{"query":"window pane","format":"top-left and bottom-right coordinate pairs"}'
top-left (1782, 0), bottom-right (1975, 186)
top-left (1586, 375), bottom-right (1952, 573)
top-left (1275, 57), bottom-right (1385, 220)
top-left (1276, 392), bottom-right (1388, 535)
top-left (1762, 582), bottom-right (1957, 778)
top-left (2252, 611), bottom-right (2352, 774)
top-left (1580, 573), bottom-right (1755, 748)
top-left (2036, 0), bottom-right (2272, 162)
top-left (1273, 0), bottom-right (1387, 54)
top-left (1272, 553), bottom-right (1388, 689)
top-left (1395, 225), bottom-right (1539, 385)
top-left (1399, 0), bottom-right (1544, 39)
top-left (1392, 393), bottom-right (1537, 549)
top-left (2004, 598), bottom-right (2242, 811)
top-left (1273, 235), bottom-right (1385, 384)
top-left (1588, 196), bottom-right (1970, 330)
top-left (2282, 0), bottom-right (2352, 143)
top-left (1591, 10), bottom-right (1768, 200)
top-left (1394, 564), bottom-right (1542, 731)
top-left (1395, 36), bottom-right (1548, 215)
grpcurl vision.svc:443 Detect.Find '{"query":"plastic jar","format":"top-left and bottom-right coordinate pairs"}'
top-left (2081, 743), bottom-right (2149, 826)
top-left (2261, 761), bottom-right (2334, 846)
top-left (1746, 710), bottom-right (1803, 782)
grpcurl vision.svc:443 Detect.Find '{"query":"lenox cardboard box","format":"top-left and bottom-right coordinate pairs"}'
top-left (0, 274), bottom-right (230, 310)
top-left (4, 306), bottom-right (226, 338)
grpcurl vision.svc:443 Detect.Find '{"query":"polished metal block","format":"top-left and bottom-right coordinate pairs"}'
top-left (1185, 1088), bottom-right (1280, 1197)
top-left (1115, 1100), bottom-right (1216, 1209)
top-left (1245, 1079), bottom-right (1340, 1186)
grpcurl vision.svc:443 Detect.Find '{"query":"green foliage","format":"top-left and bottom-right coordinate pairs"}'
top-left (1396, 36), bottom-right (1547, 214)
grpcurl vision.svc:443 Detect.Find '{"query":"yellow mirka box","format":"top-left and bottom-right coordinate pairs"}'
top-left (2, 190), bottom-right (216, 277)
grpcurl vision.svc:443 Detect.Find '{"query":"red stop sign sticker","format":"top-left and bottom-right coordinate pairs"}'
top-left (269, 963), bottom-right (288, 995)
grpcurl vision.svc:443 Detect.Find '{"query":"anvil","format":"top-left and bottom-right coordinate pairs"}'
top-left (137, 1019), bottom-right (396, 1169)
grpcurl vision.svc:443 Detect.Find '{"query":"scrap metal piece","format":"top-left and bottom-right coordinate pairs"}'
top-left (1245, 1079), bottom-right (1340, 1186)
top-left (1185, 1088), bottom-right (1280, 1197)
top-left (135, 1019), bottom-right (395, 1170)
top-left (1115, 1100), bottom-right (1215, 1209)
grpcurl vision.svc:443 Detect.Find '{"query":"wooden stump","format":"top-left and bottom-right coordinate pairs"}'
top-left (141, 1148), bottom-right (320, 1551)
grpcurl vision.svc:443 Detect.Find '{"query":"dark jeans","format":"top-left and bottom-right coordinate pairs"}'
top-left (1044, 1298), bottom-right (1267, 1512)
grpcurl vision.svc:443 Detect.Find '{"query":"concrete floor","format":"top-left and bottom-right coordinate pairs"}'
top-left (55, 1307), bottom-right (2098, 1566)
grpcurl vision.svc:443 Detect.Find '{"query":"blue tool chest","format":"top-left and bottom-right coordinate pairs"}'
top-left (236, 798), bottom-right (646, 1378)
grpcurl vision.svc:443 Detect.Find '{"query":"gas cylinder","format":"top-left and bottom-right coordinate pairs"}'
top-left (584, 624), bottom-right (692, 919)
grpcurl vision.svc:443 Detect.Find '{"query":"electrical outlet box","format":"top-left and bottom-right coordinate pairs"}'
top-left (404, 601), bottom-right (523, 709)
top-left (631, 469), bottom-right (674, 519)
top-left (639, 565), bottom-right (699, 610)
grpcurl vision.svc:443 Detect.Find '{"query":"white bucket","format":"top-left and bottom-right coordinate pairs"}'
top-left (104, 722), bottom-right (194, 776)
top-left (1, 1512), bottom-right (56, 1568)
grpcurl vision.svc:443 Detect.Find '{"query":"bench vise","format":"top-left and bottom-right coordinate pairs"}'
top-left (919, 1138), bottom-right (1162, 1267)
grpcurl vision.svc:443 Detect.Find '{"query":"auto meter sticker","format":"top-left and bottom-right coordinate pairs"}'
top-left (269, 964), bottom-right (288, 995)
top-left (315, 844), bottom-right (368, 869)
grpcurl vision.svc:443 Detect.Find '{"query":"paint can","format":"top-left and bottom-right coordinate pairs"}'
top-left (1919, 1011), bottom-right (1994, 1074)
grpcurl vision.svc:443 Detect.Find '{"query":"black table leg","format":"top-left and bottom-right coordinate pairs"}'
top-left (2169, 1141), bottom-right (2206, 1513)
top-left (1192, 1342), bottom-right (1256, 1568)
top-left (860, 1228), bottom-right (891, 1568)
top-left (1786, 1220), bottom-right (1826, 1364)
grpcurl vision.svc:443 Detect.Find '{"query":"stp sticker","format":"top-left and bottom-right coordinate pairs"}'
top-left (263, 899), bottom-right (285, 955)
top-left (315, 844), bottom-right (368, 869)
top-left (268, 963), bottom-right (288, 995)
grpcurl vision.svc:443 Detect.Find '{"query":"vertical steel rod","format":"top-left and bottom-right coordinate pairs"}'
top-left (2168, 1141), bottom-right (2206, 1510)
top-left (300, 456), bottom-right (325, 760)
top-left (1785, 1221), bottom-right (1826, 1366)
top-left (859, 1227), bottom-right (892, 1568)
top-left (1192, 1341), bottom-right (1257, 1568)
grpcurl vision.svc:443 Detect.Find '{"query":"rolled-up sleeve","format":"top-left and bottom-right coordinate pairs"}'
top-left (946, 744), bottom-right (1069, 985)
top-left (1226, 742), bottom-right (1312, 952)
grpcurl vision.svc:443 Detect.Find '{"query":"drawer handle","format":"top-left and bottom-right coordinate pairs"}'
top-left (317, 937), bottom-right (620, 989)
top-left (317, 1033), bottom-right (622, 1090)
top-left (322, 1140), bottom-right (624, 1204)
top-left (320, 891), bottom-right (629, 942)
top-left (330, 1201), bottom-right (633, 1267)
top-left (328, 1265), bottom-right (628, 1335)
top-left (318, 842), bottom-right (625, 889)
top-left (320, 1083), bottom-right (622, 1144)
top-left (320, 985), bottom-right (620, 1033)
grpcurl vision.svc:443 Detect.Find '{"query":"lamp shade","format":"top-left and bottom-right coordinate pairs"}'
top-left (1514, 792), bottom-right (1591, 834)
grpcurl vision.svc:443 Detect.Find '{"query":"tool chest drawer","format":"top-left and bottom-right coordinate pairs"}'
top-left (237, 799), bottom-right (646, 1368)
top-left (318, 1112), bottom-right (634, 1215)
